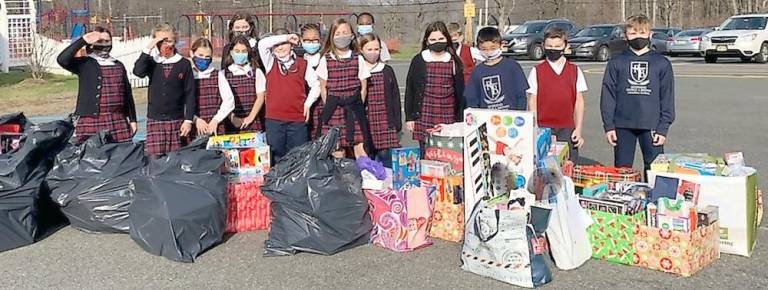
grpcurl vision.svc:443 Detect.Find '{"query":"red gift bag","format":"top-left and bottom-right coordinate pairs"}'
top-left (225, 176), bottom-right (271, 233)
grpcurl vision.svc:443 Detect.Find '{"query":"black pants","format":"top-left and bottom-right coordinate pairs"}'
top-left (265, 119), bottom-right (308, 163)
top-left (614, 128), bottom-right (664, 173)
top-left (374, 149), bottom-right (392, 168)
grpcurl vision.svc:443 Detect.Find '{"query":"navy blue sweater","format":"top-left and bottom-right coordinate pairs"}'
top-left (600, 49), bottom-right (675, 135)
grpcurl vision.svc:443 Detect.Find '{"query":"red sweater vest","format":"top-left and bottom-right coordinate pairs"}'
top-left (458, 45), bottom-right (475, 84)
top-left (265, 58), bottom-right (308, 122)
top-left (535, 61), bottom-right (578, 128)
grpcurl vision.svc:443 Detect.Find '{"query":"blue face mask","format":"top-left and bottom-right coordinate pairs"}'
top-left (192, 56), bottom-right (212, 71)
top-left (302, 42), bottom-right (321, 54)
top-left (357, 25), bottom-right (373, 35)
top-left (231, 52), bottom-right (249, 65)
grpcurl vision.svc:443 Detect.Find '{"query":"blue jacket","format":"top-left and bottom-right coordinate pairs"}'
top-left (600, 49), bottom-right (675, 135)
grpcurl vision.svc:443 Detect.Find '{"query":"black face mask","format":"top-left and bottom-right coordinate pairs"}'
top-left (428, 41), bottom-right (448, 53)
top-left (628, 37), bottom-right (650, 50)
top-left (87, 44), bottom-right (112, 58)
top-left (544, 49), bottom-right (564, 61)
top-left (452, 42), bottom-right (459, 50)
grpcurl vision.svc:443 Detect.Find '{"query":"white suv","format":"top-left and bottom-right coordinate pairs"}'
top-left (700, 14), bottom-right (768, 63)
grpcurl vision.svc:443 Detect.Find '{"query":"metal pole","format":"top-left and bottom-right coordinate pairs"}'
top-left (621, 0), bottom-right (626, 21)
top-left (465, 0), bottom-right (474, 45)
top-left (269, 0), bottom-right (273, 33)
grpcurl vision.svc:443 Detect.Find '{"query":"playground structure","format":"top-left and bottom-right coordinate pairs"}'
top-left (1, 0), bottom-right (37, 72)
top-left (175, 11), bottom-right (354, 57)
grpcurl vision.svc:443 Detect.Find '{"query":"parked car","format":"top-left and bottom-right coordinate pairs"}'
top-left (502, 19), bottom-right (580, 60)
top-left (668, 29), bottom-right (712, 56)
top-left (652, 27), bottom-right (683, 37)
top-left (700, 14), bottom-right (768, 63)
top-left (566, 24), bottom-right (623, 61)
top-left (608, 30), bottom-right (671, 57)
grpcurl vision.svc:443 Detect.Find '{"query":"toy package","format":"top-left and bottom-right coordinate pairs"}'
top-left (462, 109), bottom-right (535, 221)
top-left (206, 132), bottom-right (267, 150)
top-left (391, 147), bottom-right (421, 189)
top-left (222, 147), bottom-right (271, 176)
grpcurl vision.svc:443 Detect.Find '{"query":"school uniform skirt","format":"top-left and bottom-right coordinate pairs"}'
top-left (145, 119), bottom-right (187, 156)
top-left (366, 72), bottom-right (400, 149)
top-left (73, 65), bottom-right (133, 144)
top-left (413, 61), bottom-right (456, 142)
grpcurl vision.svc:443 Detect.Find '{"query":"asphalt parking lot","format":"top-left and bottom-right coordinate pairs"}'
top-left (2, 56), bottom-right (766, 289)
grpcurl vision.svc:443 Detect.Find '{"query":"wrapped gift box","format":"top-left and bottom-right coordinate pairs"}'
top-left (463, 109), bottom-right (535, 222)
top-left (632, 222), bottom-right (720, 277)
top-left (391, 147), bottom-right (421, 190)
top-left (650, 153), bottom-right (726, 176)
top-left (420, 160), bottom-right (451, 178)
top-left (648, 169), bottom-right (760, 257)
top-left (365, 187), bottom-right (433, 252)
top-left (586, 210), bottom-right (646, 265)
top-left (225, 176), bottom-right (271, 233)
top-left (428, 175), bottom-right (464, 242)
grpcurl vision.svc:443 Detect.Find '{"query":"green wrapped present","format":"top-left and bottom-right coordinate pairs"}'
top-left (586, 210), bottom-right (645, 265)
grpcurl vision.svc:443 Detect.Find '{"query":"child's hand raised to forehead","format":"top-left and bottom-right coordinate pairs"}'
top-left (82, 31), bottom-right (103, 44)
top-left (287, 34), bottom-right (300, 45)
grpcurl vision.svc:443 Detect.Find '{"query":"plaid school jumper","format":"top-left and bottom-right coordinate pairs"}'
top-left (413, 61), bottom-right (456, 142)
top-left (366, 70), bottom-right (400, 149)
top-left (74, 64), bottom-right (132, 144)
top-left (145, 63), bottom-right (188, 155)
top-left (319, 53), bottom-right (366, 147)
top-left (226, 69), bottom-right (264, 133)
top-left (193, 69), bottom-right (226, 135)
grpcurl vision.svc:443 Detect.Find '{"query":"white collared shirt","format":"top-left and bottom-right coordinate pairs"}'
top-left (304, 53), bottom-right (321, 69)
top-left (315, 50), bottom-right (371, 81)
top-left (192, 67), bottom-right (236, 122)
top-left (88, 54), bottom-right (117, 66)
top-left (225, 63), bottom-right (267, 93)
top-left (526, 60), bottom-right (588, 95)
top-left (143, 47), bottom-right (183, 64)
top-left (420, 49), bottom-right (456, 74)
top-left (457, 44), bottom-right (486, 63)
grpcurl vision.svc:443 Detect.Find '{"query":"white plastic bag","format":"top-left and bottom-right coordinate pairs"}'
top-left (545, 177), bottom-right (593, 270)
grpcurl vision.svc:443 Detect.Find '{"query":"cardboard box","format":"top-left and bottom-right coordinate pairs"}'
top-left (206, 132), bottom-right (267, 150)
top-left (648, 170), bottom-right (759, 257)
top-left (391, 147), bottom-right (421, 190)
top-left (547, 141), bottom-right (570, 166)
top-left (462, 109), bottom-right (535, 222)
top-left (650, 153), bottom-right (726, 176)
top-left (223, 147), bottom-right (270, 176)
top-left (420, 160), bottom-right (451, 178)
top-left (632, 222), bottom-right (720, 277)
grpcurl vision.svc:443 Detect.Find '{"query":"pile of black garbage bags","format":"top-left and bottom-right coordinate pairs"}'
top-left (1, 113), bottom-right (373, 262)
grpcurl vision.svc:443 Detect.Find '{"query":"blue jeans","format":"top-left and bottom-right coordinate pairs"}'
top-left (265, 119), bottom-right (308, 163)
top-left (613, 128), bottom-right (664, 173)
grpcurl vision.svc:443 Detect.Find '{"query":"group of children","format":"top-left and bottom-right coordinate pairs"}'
top-left (57, 12), bottom-right (674, 171)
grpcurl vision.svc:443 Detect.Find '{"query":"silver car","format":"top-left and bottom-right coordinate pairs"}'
top-left (668, 29), bottom-right (713, 56)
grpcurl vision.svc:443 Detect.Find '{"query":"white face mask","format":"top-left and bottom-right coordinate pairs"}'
top-left (482, 49), bottom-right (502, 60)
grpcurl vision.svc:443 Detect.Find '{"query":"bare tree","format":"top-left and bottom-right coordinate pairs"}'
top-left (26, 35), bottom-right (59, 80)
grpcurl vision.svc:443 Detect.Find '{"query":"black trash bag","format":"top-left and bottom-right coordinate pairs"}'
top-left (46, 131), bottom-right (147, 233)
top-left (0, 119), bottom-right (74, 252)
top-left (262, 128), bottom-right (372, 256)
top-left (128, 137), bottom-right (227, 263)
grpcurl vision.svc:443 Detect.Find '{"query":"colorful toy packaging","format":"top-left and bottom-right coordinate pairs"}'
top-left (225, 176), bottom-right (271, 233)
top-left (462, 109), bottom-right (536, 222)
top-left (391, 147), bottom-right (421, 189)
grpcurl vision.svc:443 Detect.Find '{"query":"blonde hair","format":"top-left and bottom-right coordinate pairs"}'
top-left (625, 14), bottom-right (652, 33)
top-left (152, 22), bottom-right (176, 37)
top-left (447, 22), bottom-right (462, 35)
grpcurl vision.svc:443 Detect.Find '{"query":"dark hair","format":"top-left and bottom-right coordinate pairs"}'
top-left (223, 35), bottom-right (260, 70)
top-left (420, 21), bottom-right (462, 67)
top-left (320, 18), bottom-right (358, 57)
top-left (228, 12), bottom-right (259, 41)
top-left (273, 28), bottom-right (290, 35)
top-left (190, 37), bottom-right (213, 53)
top-left (357, 12), bottom-right (374, 24)
top-left (543, 27), bottom-right (568, 44)
top-left (91, 26), bottom-right (113, 39)
top-left (476, 26), bottom-right (502, 44)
